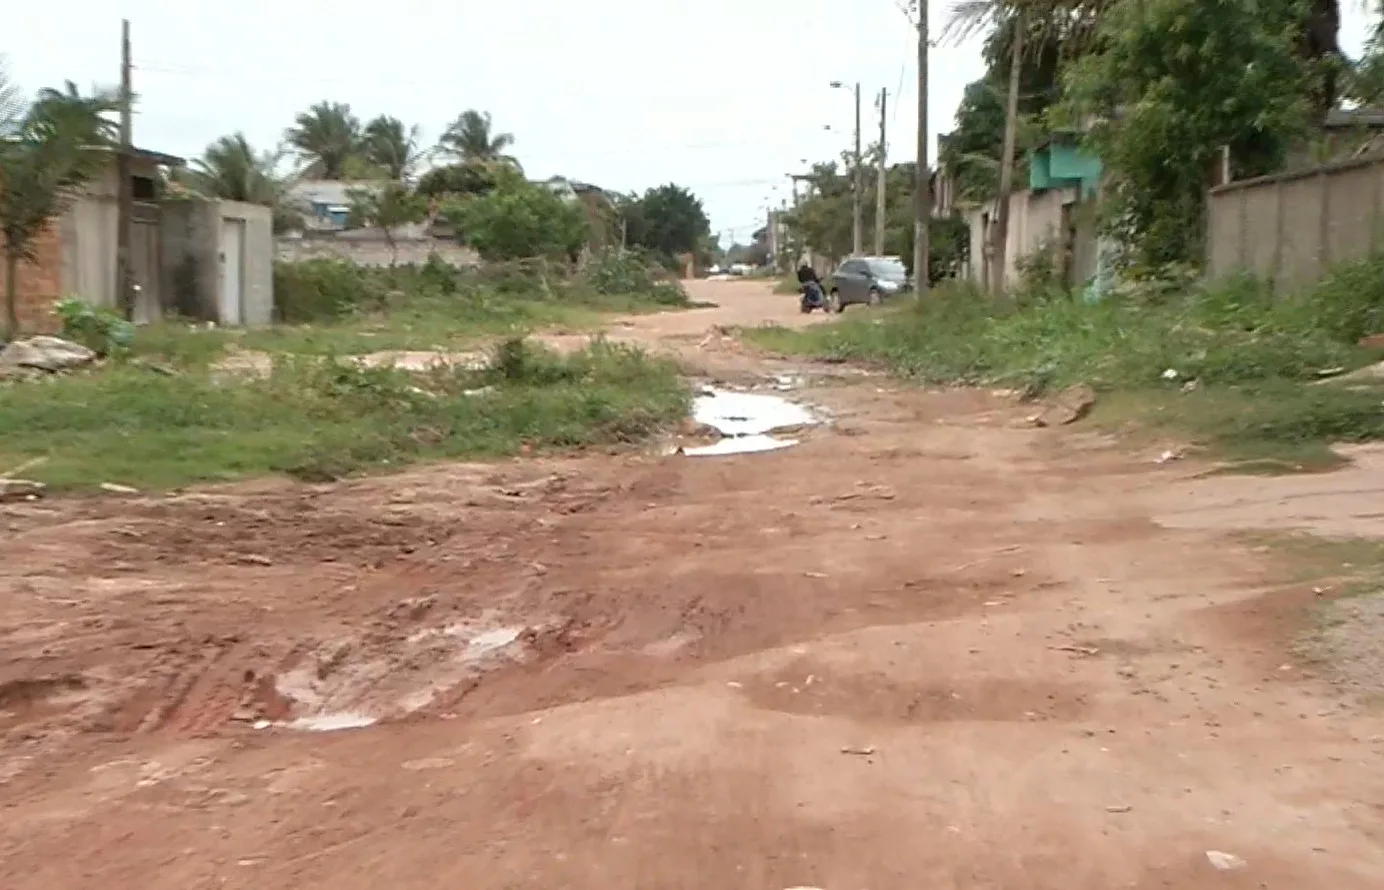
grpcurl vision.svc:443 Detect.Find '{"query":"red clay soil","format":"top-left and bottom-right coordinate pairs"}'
top-left (2, 279), bottom-right (1384, 889)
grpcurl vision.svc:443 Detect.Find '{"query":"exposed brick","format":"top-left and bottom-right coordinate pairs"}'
top-left (1, 223), bottom-right (62, 334)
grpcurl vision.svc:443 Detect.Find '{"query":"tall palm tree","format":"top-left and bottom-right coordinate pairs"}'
top-left (1, 61), bottom-right (108, 337)
top-left (189, 133), bottom-right (286, 204)
top-left (32, 80), bottom-right (120, 146)
top-left (944, 0), bottom-right (1109, 292)
top-left (361, 115), bottom-right (423, 180)
top-left (438, 110), bottom-right (520, 169)
top-left (285, 101), bottom-right (361, 180)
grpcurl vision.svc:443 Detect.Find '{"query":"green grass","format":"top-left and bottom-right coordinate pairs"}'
top-left (1244, 532), bottom-right (1384, 598)
top-left (743, 264), bottom-right (1384, 468)
top-left (0, 338), bottom-right (689, 491)
top-left (119, 254), bottom-right (695, 369)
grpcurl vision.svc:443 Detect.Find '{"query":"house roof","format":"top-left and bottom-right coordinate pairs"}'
top-left (126, 146), bottom-right (185, 167)
top-left (1324, 108), bottom-right (1384, 129)
top-left (288, 180), bottom-right (383, 205)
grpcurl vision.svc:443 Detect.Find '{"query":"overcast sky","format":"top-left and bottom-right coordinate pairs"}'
top-left (5, 2), bottom-right (1378, 245)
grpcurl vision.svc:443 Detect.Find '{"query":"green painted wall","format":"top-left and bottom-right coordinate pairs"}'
top-left (1029, 140), bottom-right (1102, 197)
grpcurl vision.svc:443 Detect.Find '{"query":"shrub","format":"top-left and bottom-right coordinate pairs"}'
top-left (54, 297), bottom-right (135, 356)
top-left (273, 259), bottom-right (389, 323)
top-left (443, 179), bottom-right (587, 262)
top-left (576, 250), bottom-right (689, 305)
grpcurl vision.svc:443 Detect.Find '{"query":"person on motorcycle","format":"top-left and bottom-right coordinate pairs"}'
top-left (797, 262), bottom-right (825, 309)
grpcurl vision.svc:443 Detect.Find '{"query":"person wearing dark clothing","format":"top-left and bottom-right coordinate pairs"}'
top-left (796, 263), bottom-right (819, 285)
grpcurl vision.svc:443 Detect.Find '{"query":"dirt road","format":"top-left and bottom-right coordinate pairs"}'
top-left (4, 278), bottom-right (1384, 888)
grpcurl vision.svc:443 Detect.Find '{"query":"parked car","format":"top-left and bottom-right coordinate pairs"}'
top-left (826, 256), bottom-right (911, 311)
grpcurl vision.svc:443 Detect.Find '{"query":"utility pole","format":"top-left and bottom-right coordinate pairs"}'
top-left (912, 2), bottom-right (930, 296)
top-left (115, 19), bottom-right (135, 320)
top-left (852, 81), bottom-right (863, 256)
top-left (875, 88), bottom-right (888, 256)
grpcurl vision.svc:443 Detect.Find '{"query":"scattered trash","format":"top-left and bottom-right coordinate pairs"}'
top-left (1161, 368), bottom-right (1180, 381)
top-left (1156, 449), bottom-right (1184, 464)
top-left (803, 571), bottom-right (829, 579)
top-left (1050, 645), bottom-right (1101, 656)
top-left (1105, 804), bottom-right (1132, 813)
top-left (1205, 851), bottom-right (1246, 871)
top-left (99, 482), bottom-right (140, 495)
top-left (840, 745), bottom-right (876, 756)
top-left (235, 554), bottom-right (274, 567)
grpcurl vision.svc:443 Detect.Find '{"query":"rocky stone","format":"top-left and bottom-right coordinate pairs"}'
top-left (0, 336), bottom-right (96, 372)
top-left (0, 479), bottom-right (46, 502)
top-left (1032, 383), bottom-right (1097, 427)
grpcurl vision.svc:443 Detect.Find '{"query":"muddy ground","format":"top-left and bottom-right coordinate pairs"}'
top-left (4, 279), bottom-right (1384, 888)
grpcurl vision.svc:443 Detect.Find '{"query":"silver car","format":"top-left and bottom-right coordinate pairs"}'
top-left (826, 256), bottom-right (911, 311)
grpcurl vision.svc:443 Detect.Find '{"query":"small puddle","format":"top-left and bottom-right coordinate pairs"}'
top-left (684, 389), bottom-right (818, 456)
top-left (281, 712), bottom-right (377, 732)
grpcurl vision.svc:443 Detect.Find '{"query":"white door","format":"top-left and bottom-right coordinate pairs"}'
top-left (219, 218), bottom-right (246, 325)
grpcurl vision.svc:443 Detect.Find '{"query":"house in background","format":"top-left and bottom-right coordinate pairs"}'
top-left (5, 145), bottom-right (275, 332)
top-left (959, 131), bottom-right (1103, 292)
top-left (287, 180), bottom-right (364, 230)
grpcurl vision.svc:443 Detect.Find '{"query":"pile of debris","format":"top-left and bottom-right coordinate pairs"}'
top-left (0, 335), bottom-right (96, 381)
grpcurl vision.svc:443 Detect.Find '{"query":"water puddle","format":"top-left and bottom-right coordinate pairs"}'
top-left (282, 712), bottom-right (377, 732)
top-left (684, 389), bottom-right (818, 456)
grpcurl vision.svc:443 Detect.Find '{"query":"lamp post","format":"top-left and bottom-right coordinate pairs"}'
top-left (830, 80), bottom-right (863, 256)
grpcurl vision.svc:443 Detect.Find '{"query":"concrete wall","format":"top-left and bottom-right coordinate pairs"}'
top-left (276, 234), bottom-right (479, 267)
top-left (963, 187), bottom-right (1091, 289)
top-left (160, 198), bottom-right (274, 326)
top-left (1207, 155), bottom-right (1384, 293)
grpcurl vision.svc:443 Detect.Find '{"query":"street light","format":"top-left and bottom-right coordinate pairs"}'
top-left (829, 80), bottom-right (863, 256)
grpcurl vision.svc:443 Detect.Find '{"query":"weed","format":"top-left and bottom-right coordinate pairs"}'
top-left (0, 339), bottom-right (689, 491)
top-left (744, 256), bottom-right (1384, 466)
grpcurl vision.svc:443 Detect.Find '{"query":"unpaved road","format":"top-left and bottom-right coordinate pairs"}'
top-left (4, 279), bottom-right (1384, 888)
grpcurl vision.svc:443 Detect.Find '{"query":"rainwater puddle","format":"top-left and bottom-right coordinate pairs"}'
top-left (684, 389), bottom-right (818, 457)
top-left (281, 712), bottom-right (377, 732)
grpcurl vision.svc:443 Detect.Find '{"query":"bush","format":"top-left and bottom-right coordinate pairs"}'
top-left (575, 250), bottom-right (689, 305)
top-left (54, 297), bottom-right (135, 356)
top-left (273, 259), bottom-right (389, 323)
top-left (443, 178), bottom-right (587, 262)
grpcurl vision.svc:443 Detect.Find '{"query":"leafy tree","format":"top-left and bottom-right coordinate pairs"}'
top-left (184, 133), bottom-right (303, 233)
top-left (346, 182), bottom-right (428, 266)
top-left (625, 183), bottom-right (711, 259)
top-left (360, 115), bottom-right (423, 181)
top-left (1, 62), bottom-right (110, 337)
top-left (443, 176), bottom-right (586, 261)
top-left (416, 161), bottom-right (500, 199)
top-left (285, 101), bottom-right (362, 180)
top-left (1063, 0), bottom-right (1310, 271)
top-left (438, 110), bottom-right (520, 169)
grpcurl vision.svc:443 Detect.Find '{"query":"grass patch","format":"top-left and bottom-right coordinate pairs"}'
top-left (744, 263), bottom-right (1384, 467)
top-left (1246, 532), bottom-right (1384, 596)
top-left (122, 251), bottom-right (694, 368)
top-left (0, 338), bottom-right (689, 491)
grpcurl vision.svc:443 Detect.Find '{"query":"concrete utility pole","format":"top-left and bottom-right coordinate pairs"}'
top-left (875, 88), bottom-right (888, 256)
top-left (116, 19), bottom-right (135, 319)
top-left (912, 2), bottom-right (930, 295)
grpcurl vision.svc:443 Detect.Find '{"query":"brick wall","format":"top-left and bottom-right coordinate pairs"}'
top-left (2, 223), bottom-right (63, 334)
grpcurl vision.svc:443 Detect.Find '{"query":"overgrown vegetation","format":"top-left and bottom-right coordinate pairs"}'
top-left (0, 337), bottom-right (688, 490)
top-left (747, 255), bottom-right (1384, 467)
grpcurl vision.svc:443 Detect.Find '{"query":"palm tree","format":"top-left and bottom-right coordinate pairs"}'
top-left (32, 80), bottom-right (120, 146)
top-left (1, 61), bottom-right (109, 337)
top-left (285, 101), bottom-right (361, 180)
top-left (189, 133), bottom-right (286, 204)
top-left (944, 0), bottom-right (1109, 292)
top-left (438, 110), bottom-right (520, 169)
top-left (361, 115), bottom-right (423, 180)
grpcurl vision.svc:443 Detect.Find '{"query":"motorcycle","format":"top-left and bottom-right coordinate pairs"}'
top-left (800, 280), bottom-right (829, 313)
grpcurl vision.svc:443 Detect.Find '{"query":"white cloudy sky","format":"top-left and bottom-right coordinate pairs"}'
top-left (5, 2), bottom-right (1379, 245)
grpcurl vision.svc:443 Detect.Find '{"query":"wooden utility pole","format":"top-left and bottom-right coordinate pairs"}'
top-left (912, 2), bottom-right (930, 295)
top-left (875, 88), bottom-right (888, 256)
top-left (115, 19), bottom-right (134, 319)
top-left (852, 82), bottom-right (863, 256)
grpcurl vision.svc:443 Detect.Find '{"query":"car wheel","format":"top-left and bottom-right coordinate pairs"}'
top-left (867, 287), bottom-right (882, 307)
top-left (830, 290), bottom-right (845, 313)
